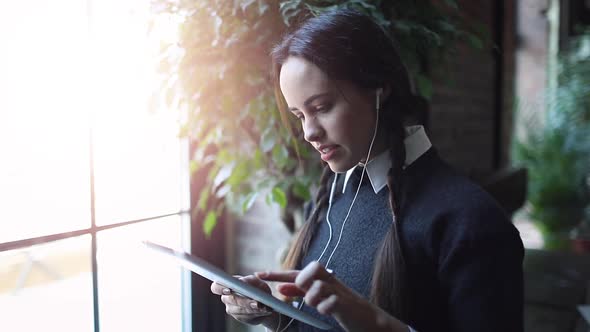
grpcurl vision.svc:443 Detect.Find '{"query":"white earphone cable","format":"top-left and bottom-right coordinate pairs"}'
top-left (325, 89), bottom-right (381, 269)
top-left (275, 91), bottom-right (381, 332)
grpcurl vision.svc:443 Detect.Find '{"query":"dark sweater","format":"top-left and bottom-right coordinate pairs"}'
top-left (292, 148), bottom-right (524, 332)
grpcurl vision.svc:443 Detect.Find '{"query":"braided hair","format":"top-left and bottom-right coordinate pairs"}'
top-left (282, 164), bottom-right (332, 269)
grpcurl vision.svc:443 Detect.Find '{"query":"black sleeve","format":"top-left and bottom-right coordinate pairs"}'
top-left (437, 211), bottom-right (525, 332)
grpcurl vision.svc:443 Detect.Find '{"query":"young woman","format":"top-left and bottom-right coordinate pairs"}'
top-left (211, 8), bottom-right (524, 332)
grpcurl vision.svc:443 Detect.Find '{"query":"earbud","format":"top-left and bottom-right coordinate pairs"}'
top-left (376, 88), bottom-right (383, 111)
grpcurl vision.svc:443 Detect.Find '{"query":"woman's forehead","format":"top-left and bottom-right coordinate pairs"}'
top-left (279, 57), bottom-right (333, 108)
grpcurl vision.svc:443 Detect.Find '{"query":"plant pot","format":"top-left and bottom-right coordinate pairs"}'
top-left (570, 220), bottom-right (590, 253)
top-left (571, 238), bottom-right (590, 253)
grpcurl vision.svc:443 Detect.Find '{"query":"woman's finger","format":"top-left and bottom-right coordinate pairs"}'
top-left (304, 279), bottom-right (332, 307)
top-left (221, 292), bottom-right (268, 310)
top-left (276, 283), bottom-right (305, 297)
top-left (232, 312), bottom-right (274, 321)
top-left (222, 295), bottom-right (271, 315)
top-left (212, 275), bottom-right (251, 296)
top-left (221, 294), bottom-right (239, 307)
top-left (239, 275), bottom-right (271, 290)
top-left (316, 294), bottom-right (339, 315)
top-left (222, 294), bottom-right (255, 309)
top-left (211, 281), bottom-right (232, 295)
top-left (225, 302), bottom-right (272, 316)
top-left (255, 270), bottom-right (299, 282)
top-left (213, 275), bottom-right (271, 298)
top-left (296, 261), bottom-right (333, 291)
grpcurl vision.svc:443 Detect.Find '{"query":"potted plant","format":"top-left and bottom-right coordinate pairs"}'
top-left (512, 30), bottom-right (590, 251)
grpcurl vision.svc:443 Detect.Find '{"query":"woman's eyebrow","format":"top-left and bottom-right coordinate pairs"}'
top-left (288, 92), bottom-right (331, 112)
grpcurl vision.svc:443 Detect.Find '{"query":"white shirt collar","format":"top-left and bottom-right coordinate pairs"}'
top-left (342, 125), bottom-right (432, 194)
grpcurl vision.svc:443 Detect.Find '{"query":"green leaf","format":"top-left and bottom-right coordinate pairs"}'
top-left (203, 211), bottom-right (217, 237)
top-left (238, 0), bottom-right (256, 13)
top-left (393, 20), bottom-right (412, 33)
top-left (436, 20), bottom-right (456, 33)
top-left (416, 75), bottom-right (433, 100)
top-left (227, 161), bottom-right (249, 187)
top-left (444, 0), bottom-right (458, 9)
top-left (198, 188), bottom-right (210, 211)
top-left (261, 129), bottom-right (276, 153)
top-left (271, 186), bottom-right (287, 209)
top-left (216, 184), bottom-right (231, 198)
top-left (272, 144), bottom-right (289, 168)
top-left (466, 33), bottom-right (484, 50)
top-left (257, 0), bottom-right (270, 15)
top-left (217, 150), bottom-right (232, 164)
top-left (256, 177), bottom-right (273, 191)
top-left (253, 148), bottom-right (264, 169)
top-left (242, 192), bottom-right (259, 213)
top-left (213, 162), bottom-right (235, 188)
top-left (279, 0), bottom-right (302, 26)
top-left (292, 181), bottom-right (311, 201)
top-left (294, 139), bottom-right (311, 158)
top-left (189, 160), bottom-right (199, 174)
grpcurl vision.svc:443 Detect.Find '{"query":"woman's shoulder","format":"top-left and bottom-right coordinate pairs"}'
top-left (407, 149), bottom-right (504, 212)
top-left (403, 148), bottom-right (521, 247)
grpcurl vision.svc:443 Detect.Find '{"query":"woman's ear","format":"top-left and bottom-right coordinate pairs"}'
top-left (376, 85), bottom-right (392, 108)
top-left (381, 85), bottom-right (392, 102)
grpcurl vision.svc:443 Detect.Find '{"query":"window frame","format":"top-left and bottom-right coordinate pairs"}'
top-left (0, 128), bottom-right (193, 331)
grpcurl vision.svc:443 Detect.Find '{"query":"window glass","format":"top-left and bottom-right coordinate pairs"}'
top-left (0, 236), bottom-right (93, 331)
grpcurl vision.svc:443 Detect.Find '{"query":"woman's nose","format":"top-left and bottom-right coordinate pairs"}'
top-left (303, 117), bottom-right (324, 143)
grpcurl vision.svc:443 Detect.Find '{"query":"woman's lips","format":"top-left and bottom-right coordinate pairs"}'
top-left (319, 145), bottom-right (339, 161)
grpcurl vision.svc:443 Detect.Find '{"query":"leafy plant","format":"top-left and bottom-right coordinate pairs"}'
top-left (150, 0), bottom-right (484, 237)
top-left (512, 30), bottom-right (590, 248)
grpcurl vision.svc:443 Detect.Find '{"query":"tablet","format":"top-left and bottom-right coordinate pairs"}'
top-left (143, 241), bottom-right (333, 330)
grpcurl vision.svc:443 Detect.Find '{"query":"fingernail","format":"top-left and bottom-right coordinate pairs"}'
top-left (222, 288), bottom-right (231, 295)
top-left (250, 302), bottom-right (259, 309)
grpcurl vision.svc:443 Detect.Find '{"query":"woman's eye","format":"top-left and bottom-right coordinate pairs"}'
top-left (294, 115), bottom-right (304, 123)
top-left (315, 104), bottom-right (331, 112)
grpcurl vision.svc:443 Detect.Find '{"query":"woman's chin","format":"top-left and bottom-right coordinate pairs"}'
top-left (326, 158), bottom-right (356, 173)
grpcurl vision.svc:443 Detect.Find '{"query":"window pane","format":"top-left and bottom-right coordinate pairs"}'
top-left (97, 215), bottom-right (184, 332)
top-left (92, 109), bottom-right (183, 225)
top-left (0, 0), bottom-right (91, 242)
top-left (90, 0), bottom-right (183, 225)
top-left (0, 236), bottom-right (93, 331)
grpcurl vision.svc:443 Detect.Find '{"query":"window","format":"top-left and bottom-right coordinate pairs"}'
top-left (0, 1), bottom-right (191, 331)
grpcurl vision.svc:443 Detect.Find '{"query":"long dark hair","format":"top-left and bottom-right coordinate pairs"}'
top-left (270, 8), bottom-right (427, 321)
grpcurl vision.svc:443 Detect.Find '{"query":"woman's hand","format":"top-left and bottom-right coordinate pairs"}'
top-left (255, 261), bottom-right (408, 332)
top-left (210, 275), bottom-right (276, 327)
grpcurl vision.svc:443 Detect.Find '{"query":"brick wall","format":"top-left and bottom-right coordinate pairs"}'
top-left (429, 0), bottom-right (517, 176)
top-left (226, 195), bottom-right (293, 332)
top-left (429, 41), bottom-right (497, 176)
